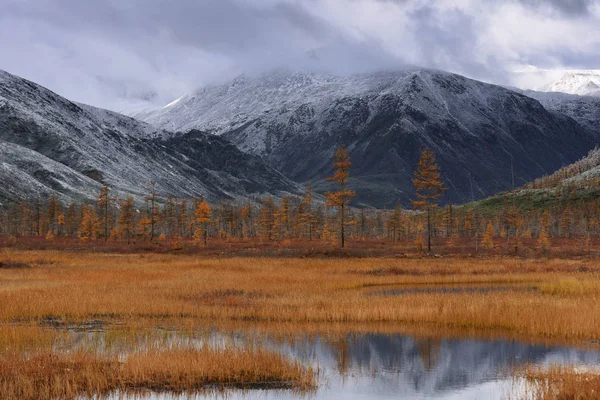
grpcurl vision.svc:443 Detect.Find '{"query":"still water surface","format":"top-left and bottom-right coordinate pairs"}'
top-left (96, 330), bottom-right (600, 400)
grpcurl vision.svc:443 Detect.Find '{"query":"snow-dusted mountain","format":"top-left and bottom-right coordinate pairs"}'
top-left (542, 70), bottom-right (600, 97)
top-left (0, 69), bottom-right (300, 205)
top-left (521, 90), bottom-right (600, 135)
top-left (134, 68), bottom-right (598, 207)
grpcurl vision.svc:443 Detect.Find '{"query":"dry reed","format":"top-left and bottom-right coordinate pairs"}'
top-left (1, 249), bottom-right (600, 341)
top-left (0, 347), bottom-right (315, 400)
top-left (516, 364), bottom-right (600, 400)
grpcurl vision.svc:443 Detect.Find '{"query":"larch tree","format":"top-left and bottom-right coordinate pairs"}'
top-left (79, 205), bottom-right (100, 241)
top-left (258, 197), bottom-right (276, 241)
top-left (47, 194), bottom-right (58, 235)
top-left (276, 196), bottom-right (292, 239)
top-left (388, 202), bottom-right (403, 242)
top-left (412, 148), bottom-right (446, 252)
top-left (145, 180), bottom-right (159, 240)
top-left (97, 186), bottom-right (116, 241)
top-left (178, 200), bottom-right (189, 237)
top-left (442, 203), bottom-right (453, 238)
top-left (538, 228), bottom-right (551, 253)
top-left (118, 196), bottom-right (136, 244)
top-left (194, 199), bottom-right (213, 246)
top-left (324, 147), bottom-right (356, 248)
top-left (298, 183), bottom-right (315, 240)
top-left (482, 221), bottom-right (495, 250)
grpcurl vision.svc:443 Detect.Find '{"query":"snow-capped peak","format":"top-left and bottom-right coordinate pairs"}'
top-left (542, 70), bottom-right (600, 97)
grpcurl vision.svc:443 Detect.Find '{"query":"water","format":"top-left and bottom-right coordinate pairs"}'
top-left (92, 330), bottom-right (600, 400)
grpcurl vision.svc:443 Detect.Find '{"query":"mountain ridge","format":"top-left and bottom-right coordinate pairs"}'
top-left (0, 69), bottom-right (301, 205)
top-left (134, 68), bottom-right (599, 208)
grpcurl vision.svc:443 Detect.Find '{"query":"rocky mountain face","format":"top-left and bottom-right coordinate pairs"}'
top-left (0, 70), bottom-right (300, 206)
top-left (136, 69), bottom-right (598, 208)
top-left (521, 90), bottom-right (600, 135)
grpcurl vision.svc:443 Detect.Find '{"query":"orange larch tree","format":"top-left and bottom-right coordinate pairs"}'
top-left (97, 186), bottom-right (116, 241)
top-left (412, 148), bottom-right (446, 252)
top-left (325, 147), bottom-right (356, 248)
top-left (194, 199), bottom-right (213, 246)
top-left (118, 196), bottom-right (136, 244)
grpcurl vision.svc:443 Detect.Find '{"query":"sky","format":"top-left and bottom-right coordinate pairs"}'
top-left (1, 0), bottom-right (599, 112)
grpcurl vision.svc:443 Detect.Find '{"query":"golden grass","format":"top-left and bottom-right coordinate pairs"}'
top-left (0, 347), bottom-right (315, 400)
top-left (1, 249), bottom-right (600, 342)
top-left (3, 249), bottom-right (600, 398)
top-left (516, 365), bottom-right (600, 400)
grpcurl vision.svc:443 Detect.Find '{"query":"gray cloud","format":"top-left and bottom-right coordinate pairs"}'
top-left (0, 0), bottom-right (598, 111)
top-left (518, 0), bottom-right (594, 16)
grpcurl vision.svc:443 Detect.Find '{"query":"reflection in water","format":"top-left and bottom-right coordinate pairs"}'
top-left (92, 330), bottom-right (600, 400)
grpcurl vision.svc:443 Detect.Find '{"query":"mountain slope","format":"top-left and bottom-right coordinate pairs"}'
top-left (521, 90), bottom-right (600, 135)
top-left (467, 146), bottom-right (600, 212)
top-left (135, 69), bottom-right (598, 208)
top-left (0, 70), bottom-right (300, 205)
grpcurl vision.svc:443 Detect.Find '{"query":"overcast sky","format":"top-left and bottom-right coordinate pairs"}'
top-left (1, 0), bottom-right (599, 112)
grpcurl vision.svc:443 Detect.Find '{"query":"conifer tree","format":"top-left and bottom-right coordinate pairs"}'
top-left (482, 221), bottom-right (495, 250)
top-left (118, 196), bottom-right (136, 244)
top-left (240, 204), bottom-right (254, 239)
top-left (65, 202), bottom-right (78, 236)
top-left (18, 202), bottom-right (31, 237)
top-left (325, 147), bottom-right (356, 248)
top-left (277, 196), bottom-right (292, 239)
top-left (163, 195), bottom-right (178, 238)
top-left (34, 199), bottom-right (41, 236)
top-left (178, 200), bottom-right (189, 237)
top-left (442, 203), bottom-right (453, 237)
top-left (47, 194), bottom-right (58, 235)
top-left (57, 213), bottom-right (65, 236)
top-left (79, 205), bottom-right (100, 241)
top-left (389, 202), bottom-right (403, 242)
top-left (145, 180), bottom-right (159, 240)
top-left (538, 229), bottom-right (551, 253)
top-left (258, 197), bottom-right (276, 241)
top-left (194, 199), bottom-right (213, 246)
top-left (97, 186), bottom-right (116, 241)
top-left (298, 183), bottom-right (315, 240)
top-left (412, 149), bottom-right (446, 252)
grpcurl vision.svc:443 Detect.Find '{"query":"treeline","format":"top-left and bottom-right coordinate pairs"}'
top-left (0, 185), bottom-right (599, 251)
top-left (1, 148), bottom-right (600, 253)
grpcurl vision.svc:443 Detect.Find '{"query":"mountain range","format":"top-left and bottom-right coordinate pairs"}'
top-left (135, 68), bottom-right (599, 207)
top-left (0, 70), bottom-right (299, 206)
top-left (1, 67), bottom-right (600, 208)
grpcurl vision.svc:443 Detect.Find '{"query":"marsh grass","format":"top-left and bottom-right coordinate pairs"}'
top-left (3, 249), bottom-right (600, 398)
top-left (515, 365), bottom-right (600, 400)
top-left (1, 250), bottom-right (600, 341)
top-left (0, 347), bottom-right (314, 400)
